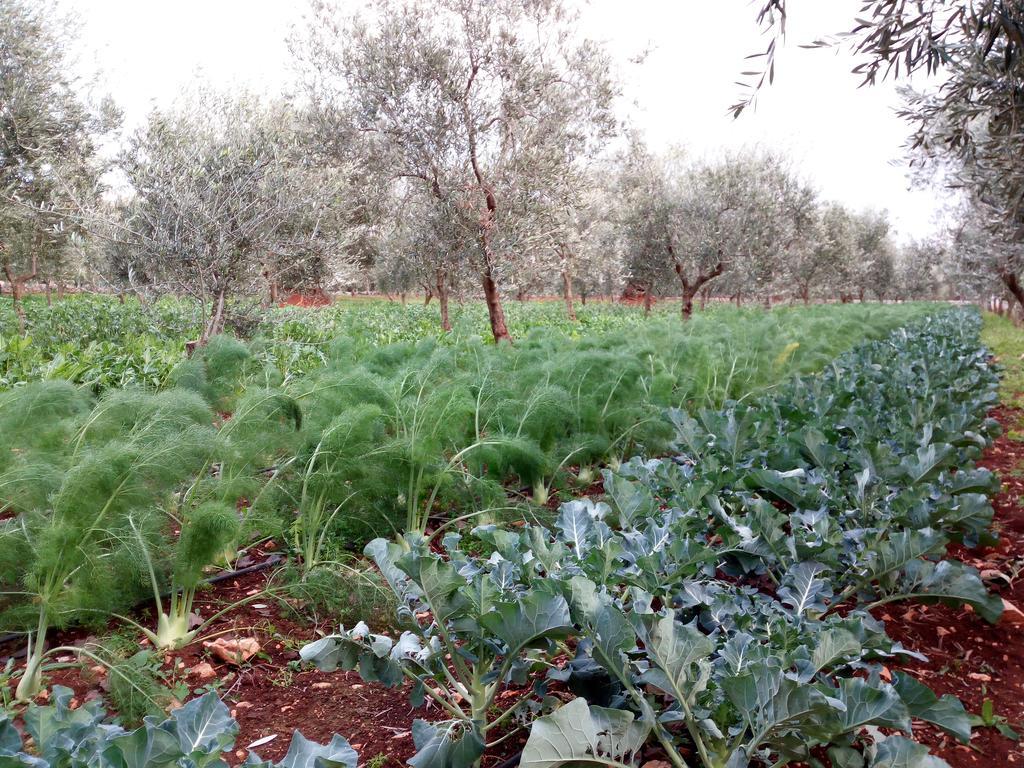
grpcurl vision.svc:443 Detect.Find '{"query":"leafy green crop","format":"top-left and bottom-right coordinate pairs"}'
top-left (303, 308), bottom-right (999, 768)
top-left (0, 380), bottom-right (301, 691)
top-left (0, 686), bottom-right (358, 768)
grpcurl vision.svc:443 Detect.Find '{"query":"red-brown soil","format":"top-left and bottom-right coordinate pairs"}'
top-left (880, 405), bottom-right (1024, 765)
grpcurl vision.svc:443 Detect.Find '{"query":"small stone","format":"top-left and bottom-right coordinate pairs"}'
top-left (967, 672), bottom-right (992, 682)
top-left (999, 598), bottom-right (1024, 626)
top-left (203, 637), bottom-right (260, 665)
top-left (191, 662), bottom-right (217, 680)
top-left (236, 701), bottom-right (254, 710)
top-left (312, 682), bottom-right (332, 689)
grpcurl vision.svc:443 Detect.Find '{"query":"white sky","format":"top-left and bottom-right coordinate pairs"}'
top-left (64, 0), bottom-right (947, 242)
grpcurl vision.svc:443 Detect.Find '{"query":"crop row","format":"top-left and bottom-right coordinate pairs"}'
top-left (1, 295), bottom-right (935, 392)
top-left (300, 308), bottom-right (1002, 768)
top-left (0, 303), bottom-right (938, 702)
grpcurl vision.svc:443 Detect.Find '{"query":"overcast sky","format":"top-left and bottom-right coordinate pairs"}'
top-left (64, 0), bottom-right (946, 242)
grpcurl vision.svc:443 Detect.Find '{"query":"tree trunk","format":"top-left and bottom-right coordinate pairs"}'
top-left (857, 288), bottom-right (865, 303)
top-left (681, 288), bottom-right (697, 319)
top-left (643, 288), bottom-right (652, 316)
top-left (801, 285), bottom-right (810, 305)
top-left (400, 292), bottom-right (407, 306)
top-left (45, 282), bottom-right (52, 307)
top-left (10, 280), bottom-right (25, 334)
top-left (423, 286), bottom-right (434, 306)
top-left (3, 254), bottom-right (37, 335)
top-left (581, 292), bottom-right (587, 306)
top-left (671, 247), bottom-right (723, 322)
top-left (201, 286), bottom-right (228, 344)
top-left (57, 283), bottom-right (65, 300)
top-left (561, 269), bottom-right (577, 322)
top-left (482, 270), bottom-right (512, 343)
top-left (1001, 273), bottom-right (1024, 324)
top-left (699, 286), bottom-right (710, 311)
top-left (436, 268), bottom-right (452, 332)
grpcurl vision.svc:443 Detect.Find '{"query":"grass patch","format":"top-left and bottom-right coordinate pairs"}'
top-left (983, 313), bottom-right (1024, 410)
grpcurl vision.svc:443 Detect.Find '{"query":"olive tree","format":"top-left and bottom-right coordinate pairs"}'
top-left (0, 0), bottom-right (110, 329)
top-left (785, 203), bottom-right (853, 304)
top-left (616, 142), bottom-right (818, 316)
top-left (897, 238), bottom-right (945, 300)
top-left (116, 92), bottom-right (358, 341)
top-left (741, 1), bottom-right (1024, 302)
top-left (293, 0), bottom-right (617, 342)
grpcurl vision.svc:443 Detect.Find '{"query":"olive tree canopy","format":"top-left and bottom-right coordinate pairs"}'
top-left (293, 0), bottom-right (618, 342)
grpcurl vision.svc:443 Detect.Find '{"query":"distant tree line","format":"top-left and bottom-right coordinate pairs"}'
top-left (0, 0), bottom-right (989, 345)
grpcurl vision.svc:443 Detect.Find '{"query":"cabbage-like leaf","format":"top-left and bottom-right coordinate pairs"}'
top-left (520, 698), bottom-right (648, 768)
top-left (407, 719), bottom-right (484, 768)
top-left (893, 673), bottom-right (971, 743)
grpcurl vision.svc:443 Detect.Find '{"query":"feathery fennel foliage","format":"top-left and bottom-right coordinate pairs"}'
top-left (0, 385), bottom-right (215, 699)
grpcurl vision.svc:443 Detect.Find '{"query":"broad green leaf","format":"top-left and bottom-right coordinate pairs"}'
top-left (890, 559), bottom-right (1002, 623)
top-left (796, 628), bottom-right (861, 682)
top-left (778, 561), bottom-right (832, 618)
top-left (555, 500), bottom-right (595, 557)
top-left (172, 692), bottom-right (238, 758)
top-left (633, 615), bottom-right (714, 702)
top-left (520, 698), bottom-right (645, 768)
top-left (274, 731), bottom-right (358, 768)
top-left (479, 588), bottom-right (573, 656)
top-left (893, 673), bottom-right (971, 743)
top-left (869, 735), bottom-right (950, 767)
top-left (601, 472), bottom-right (655, 526)
top-left (837, 678), bottom-right (911, 732)
top-left (408, 719), bottom-right (484, 768)
top-left (107, 722), bottom-right (183, 768)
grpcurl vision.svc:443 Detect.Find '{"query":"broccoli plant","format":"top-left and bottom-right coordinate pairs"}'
top-left (0, 685), bottom-right (358, 768)
top-left (301, 533), bottom-right (574, 768)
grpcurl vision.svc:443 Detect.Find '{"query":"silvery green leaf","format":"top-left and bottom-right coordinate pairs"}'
top-left (795, 628), bottom-right (861, 683)
top-left (390, 631), bottom-right (422, 660)
top-left (555, 501), bottom-right (595, 558)
top-left (408, 719), bottom-right (484, 768)
top-left (837, 678), bottom-right (911, 732)
top-left (365, 537), bottom-right (420, 600)
top-left (868, 735), bottom-right (950, 767)
top-left (108, 722), bottom-right (183, 768)
top-left (274, 731), bottom-right (358, 768)
top-left (601, 472), bottom-right (654, 527)
top-left (520, 698), bottom-right (645, 768)
top-left (479, 588), bottom-right (573, 656)
top-left (778, 562), bottom-right (832, 618)
top-left (893, 673), bottom-right (970, 743)
top-left (172, 692), bottom-right (238, 756)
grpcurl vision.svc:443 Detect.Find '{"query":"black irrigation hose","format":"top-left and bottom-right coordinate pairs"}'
top-left (493, 750), bottom-right (523, 768)
top-left (0, 555), bottom-right (285, 661)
